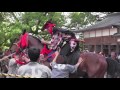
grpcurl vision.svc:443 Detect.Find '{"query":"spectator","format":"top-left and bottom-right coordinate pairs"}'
top-left (0, 51), bottom-right (3, 58)
top-left (50, 47), bottom-right (83, 78)
top-left (7, 54), bottom-right (22, 78)
top-left (99, 51), bottom-right (105, 57)
top-left (17, 47), bottom-right (51, 78)
top-left (110, 51), bottom-right (120, 63)
top-left (117, 52), bottom-right (120, 60)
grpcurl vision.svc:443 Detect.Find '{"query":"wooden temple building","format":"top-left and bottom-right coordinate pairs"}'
top-left (74, 12), bottom-right (120, 56)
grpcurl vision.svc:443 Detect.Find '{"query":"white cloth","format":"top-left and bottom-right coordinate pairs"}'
top-left (118, 55), bottom-right (120, 60)
top-left (7, 58), bottom-right (21, 78)
top-left (17, 62), bottom-right (52, 78)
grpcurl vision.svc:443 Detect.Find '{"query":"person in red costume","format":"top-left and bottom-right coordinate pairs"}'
top-left (39, 20), bottom-right (56, 61)
top-left (6, 53), bottom-right (30, 78)
top-left (41, 19), bottom-right (56, 35)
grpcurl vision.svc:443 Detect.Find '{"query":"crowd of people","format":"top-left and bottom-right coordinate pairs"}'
top-left (0, 26), bottom-right (85, 78)
top-left (1, 45), bottom-right (120, 78)
top-left (0, 46), bottom-right (83, 78)
top-left (1, 47), bottom-right (120, 78)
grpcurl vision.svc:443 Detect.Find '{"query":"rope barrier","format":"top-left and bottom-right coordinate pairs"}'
top-left (0, 73), bottom-right (32, 78)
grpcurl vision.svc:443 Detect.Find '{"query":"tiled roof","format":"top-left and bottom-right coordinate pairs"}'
top-left (73, 12), bottom-right (120, 33)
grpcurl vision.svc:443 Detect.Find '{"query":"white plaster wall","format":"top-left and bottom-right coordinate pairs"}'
top-left (90, 31), bottom-right (95, 37)
top-left (102, 29), bottom-right (109, 36)
top-left (84, 32), bottom-right (89, 38)
top-left (96, 30), bottom-right (101, 37)
top-left (110, 28), bottom-right (117, 35)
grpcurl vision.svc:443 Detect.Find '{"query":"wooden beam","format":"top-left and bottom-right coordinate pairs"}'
top-left (101, 44), bottom-right (103, 52)
top-left (94, 45), bottom-right (96, 52)
top-left (116, 43), bottom-right (119, 54)
top-left (108, 45), bottom-right (111, 55)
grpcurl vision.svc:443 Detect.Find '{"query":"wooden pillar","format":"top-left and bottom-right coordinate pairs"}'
top-left (83, 43), bottom-right (85, 51)
top-left (116, 35), bottom-right (120, 54)
top-left (94, 45), bottom-right (96, 52)
top-left (118, 43), bottom-right (120, 53)
top-left (108, 44), bottom-right (111, 55)
top-left (116, 43), bottom-right (119, 54)
top-left (83, 45), bottom-right (85, 50)
top-left (101, 44), bottom-right (103, 52)
top-left (88, 45), bottom-right (90, 51)
top-left (108, 29), bottom-right (111, 55)
top-left (101, 29), bottom-right (103, 53)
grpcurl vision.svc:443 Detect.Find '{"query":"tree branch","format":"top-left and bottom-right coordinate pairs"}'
top-left (10, 12), bottom-right (19, 22)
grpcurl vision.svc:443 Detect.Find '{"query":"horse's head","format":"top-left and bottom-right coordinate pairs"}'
top-left (9, 29), bottom-right (28, 54)
top-left (69, 39), bottom-right (79, 52)
top-left (9, 38), bottom-right (21, 54)
top-left (60, 30), bottom-right (79, 52)
top-left (50, 30), bottom-right (79, 55)
top-left (63, 30), bottom-right (76, 39)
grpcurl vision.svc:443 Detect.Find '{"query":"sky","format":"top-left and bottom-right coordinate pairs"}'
top-left (63, 12), bottom-right (107, 23)
top-left (62, 12), bottom-right (107, 29)
top-left (62, 12), bottom-right (72, 25)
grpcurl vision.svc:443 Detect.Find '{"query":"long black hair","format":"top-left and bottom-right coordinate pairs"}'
top-left (22, 29), bottom-right (26, 35)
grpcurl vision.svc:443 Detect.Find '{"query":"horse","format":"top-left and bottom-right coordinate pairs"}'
top-left (8, 29), bottom-right (78, 69)
top-left (9, 30), bottom-right (54, 68)
top-left (57, 35), bottom-right (107, 78)
top-left (0, 38), bottom-right (24, 78)
top-left (41, 20), bottom-right (108, 78)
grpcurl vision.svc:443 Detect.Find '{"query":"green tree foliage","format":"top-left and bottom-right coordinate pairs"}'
top-left (21, 12), bottom-right (66, 40)
top-left (67, 12), bottom-right (97, 29)
top-left (0, 12), bottom-right (66, 50)
top-left (0, 12), bottom-right (112, 51)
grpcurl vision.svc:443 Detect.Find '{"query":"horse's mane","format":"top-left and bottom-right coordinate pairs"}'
top-left (9, 38), bottom-right (18, 49)
top-left (10, 29), bottom-right (26, 49)
top-left (52, 27), bottom-right (75, 36)
top-left (21, 29), bottom-right (42, 44)
top-left (29, 35), bottom-right (42, 44)
top-left (22, 29), bottom-right (26, 35)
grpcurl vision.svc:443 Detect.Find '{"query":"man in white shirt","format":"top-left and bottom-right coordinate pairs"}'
top-left (17, 47), bottom-right (52, 78)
